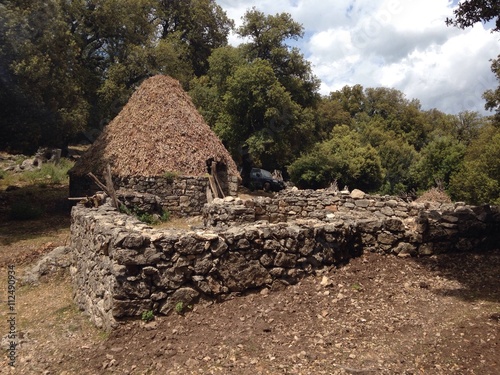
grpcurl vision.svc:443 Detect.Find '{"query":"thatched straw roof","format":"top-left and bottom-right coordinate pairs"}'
top-left (70, 75), bottom-right (238, 178)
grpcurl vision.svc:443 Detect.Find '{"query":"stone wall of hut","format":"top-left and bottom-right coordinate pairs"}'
top-left (70, 189), bottom-right (499, 331)
top-left (69, 174), bottom-right (239, 216)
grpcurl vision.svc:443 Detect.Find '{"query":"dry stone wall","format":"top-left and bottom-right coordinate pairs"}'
top-left (70, 189), bottom-right (500, 331)
top-left (115, 175), bottom-right (239, 216)
top-left (71, 203), bottom-right (363, 330)
top-left (70, 174), bottom-right (239, 217)
top-left (203, 189), bottom-right (500, 255)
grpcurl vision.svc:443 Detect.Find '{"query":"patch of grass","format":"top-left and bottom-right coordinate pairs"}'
top-left (20, 158), bottom-right (74, 185)
top-left (1, 158), bottom-right (75, 189)
top-left (161, 210), bottom-right (170, 222)
top-left (119, 204), bottom-right (132, 215)
top-left (163, 171), bottom-right (179, 183)
top-left (0, 171), bottom-right (17, 189)
top-left (98, 331), bottom-right (110, 340)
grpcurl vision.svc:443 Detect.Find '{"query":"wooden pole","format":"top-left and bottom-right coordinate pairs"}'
top-left (87, 167), bottom-right (120, 209)
top-left (104, 164), bottom-right (119, 209)
top-left (211, 161), bottom-right (225, 198)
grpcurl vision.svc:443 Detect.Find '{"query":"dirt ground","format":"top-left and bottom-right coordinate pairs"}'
top-left (0, 188), bottom-right (499, 374)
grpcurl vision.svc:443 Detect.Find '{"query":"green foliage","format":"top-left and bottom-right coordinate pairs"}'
top-left (237, 8), bottom-right (320, 107)
top-left (191, 9), bottom-right (320, 171)
top-left (161, 210), bottom-right (171, 223)
top-left (120, 203), bottom-right (171, 225)
top-left (449, 124), bottom-right (500, 204)
top-left (351, 283), bottom-right (363, 291)
top-left (214, 59), bottom-right (304, 169)
top-left (9, 201), bottom-right (43, 221)
top-left (289, 125), bottom-right (384, 191)
top-left (137, 213), bottom-right (159, 225)
top-left (174, 301), bottom-right (192, 315)
top-left (446, 1), bottom-right (500, 126)
top-left (141, 310), bottom-right (154, 322)
top-left (411, 136), bottom-right (466, 191)
top-left (0, 0), bottom-right (233, 152)
top-left (446, 0), bottom-right (500, 32)
top-left (483, 57), bottom-right (500, 127)
top-left (377, 137), bottom-right (418, 195)
top-left (189, 46), bottom-right (245, 127)
top-left (175, 302), bottom-right (184, 314)
top-left (119, 204), bottom-right (132, 216)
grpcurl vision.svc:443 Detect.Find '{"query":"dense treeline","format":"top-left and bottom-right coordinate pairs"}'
top-left (0, 0), bottom-right (233, 151)
top-left (0, 1), bottom-right (499, 204)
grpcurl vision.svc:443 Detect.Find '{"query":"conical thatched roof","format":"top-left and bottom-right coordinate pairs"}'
top-left (70, 75), bottom-right (238, 178)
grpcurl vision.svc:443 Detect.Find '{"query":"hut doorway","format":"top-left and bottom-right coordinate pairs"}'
top-left (206, 159), bottom-right (229, 199)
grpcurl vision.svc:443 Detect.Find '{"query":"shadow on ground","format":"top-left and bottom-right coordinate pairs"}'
top-left (0, 184), bottom-right (72, 245)
top-left (412, 249), bottom-right (500, 304)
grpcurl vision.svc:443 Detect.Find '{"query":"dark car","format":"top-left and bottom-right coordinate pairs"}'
top-left (247, 168), bottom-right (285, 192)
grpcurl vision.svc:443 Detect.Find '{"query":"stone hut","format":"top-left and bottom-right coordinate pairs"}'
top-left (69, 75), bottom-right (239, 215)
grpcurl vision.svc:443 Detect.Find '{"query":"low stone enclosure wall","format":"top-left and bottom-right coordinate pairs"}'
top-left (70, 189), bottom-right (500, 331)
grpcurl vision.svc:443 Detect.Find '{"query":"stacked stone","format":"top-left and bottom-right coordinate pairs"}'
top-left (202, 196), bottom-right (255, 227)
top-left (71, 204), bottom-right (363, 330)
top-left (417, 205), bottom-right (500, 255)
top-left (70, 193), bottom-right (500, 331)
top-left (115, 176), bottom-right (210, 216)
top-left (203, 189), bottom-right (475, 226)
top-left (118, 189), bottom-right (163, 215)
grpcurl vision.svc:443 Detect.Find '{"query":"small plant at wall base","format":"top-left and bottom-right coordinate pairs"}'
top-left (119, 203), bottom-right (171, 225)
top-left (119, 204), bottom-right (132, 215)
top-left (137, 209), bottom-right (171, 225)
top-left (141, 310), bottom-right (154, 322)
top-left (175, 302), bottom-right (192, 315)
top-left (137, 212), bottom-right (158, 225)
top-left (163, 171), bottom-right (179, 183)
top-left (175, 302), bottom-right (184, 314)
top-left (161, 210), bottom-right (170, 222)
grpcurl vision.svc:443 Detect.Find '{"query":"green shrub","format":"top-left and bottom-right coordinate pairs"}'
top-left (175, 302), bottom-right (184, 314)
top-left (161, 210), bottom-right (170, 222)
top-left (120, 203), bottom-right (171, 225)
top-left (138, 212), bottom-right (159, 225)
top-left (119, 204), bottom-right (132, 215)
top-left (174, 301), bottom-right (192, 315)
top-left (9, 201), bottom-right (43, 220)
top-left (141, 310), bottom-right (154, 322)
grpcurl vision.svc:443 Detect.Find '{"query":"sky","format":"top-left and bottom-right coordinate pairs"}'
top-left (217, 0), bottom-right (499, 115)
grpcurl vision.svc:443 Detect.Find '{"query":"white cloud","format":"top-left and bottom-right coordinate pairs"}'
top-left (218, 0), bottom-right (500, 114)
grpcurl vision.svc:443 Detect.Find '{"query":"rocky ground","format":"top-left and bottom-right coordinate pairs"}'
top-left (1, 240), bottom-right (499, 374)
